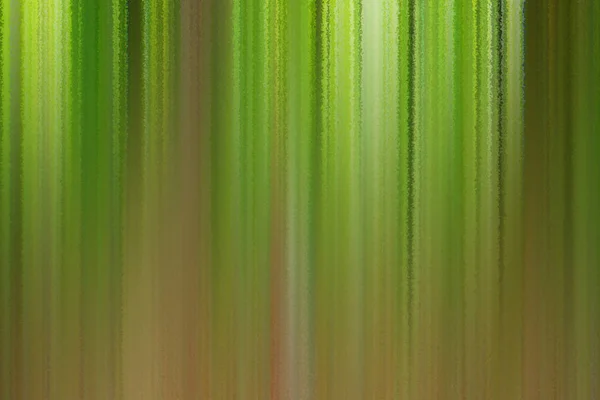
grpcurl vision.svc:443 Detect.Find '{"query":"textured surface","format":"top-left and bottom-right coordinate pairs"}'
top-left (0, 0), bottom-right (599, 398)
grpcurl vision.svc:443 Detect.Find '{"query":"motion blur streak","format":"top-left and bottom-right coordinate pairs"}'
top-left (1, 0), bottom-right (599, 399)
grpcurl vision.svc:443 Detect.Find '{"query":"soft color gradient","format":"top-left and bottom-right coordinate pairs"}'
top-left (1, 0), bottom-right (599, 399)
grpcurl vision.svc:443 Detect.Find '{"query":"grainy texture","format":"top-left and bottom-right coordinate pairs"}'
top-left (0, 0), bottom-right (599, 399)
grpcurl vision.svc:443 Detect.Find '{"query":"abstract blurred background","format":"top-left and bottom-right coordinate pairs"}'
top-left (0, 0), bottom-right (599, 398)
